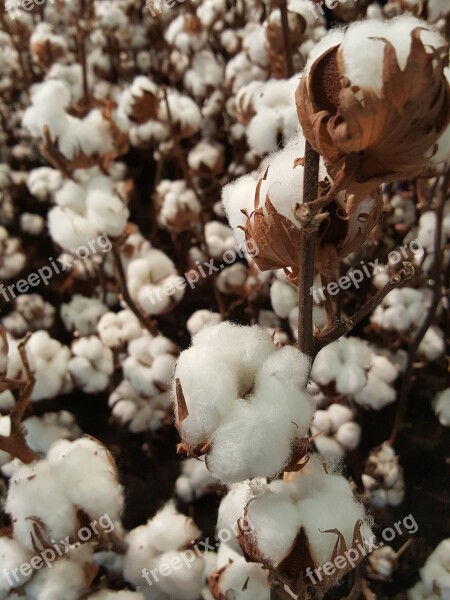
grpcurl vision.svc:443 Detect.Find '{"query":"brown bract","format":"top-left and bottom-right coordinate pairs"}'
top-left (296, 28), bottom-right (450, 215)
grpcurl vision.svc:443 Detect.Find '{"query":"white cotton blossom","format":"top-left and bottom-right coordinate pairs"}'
top-left (1, 294), bottom-right (55, 337)
top-left (109, 379), bottom-right (168, 433)
top-left (408, 539), bottom-right (450, 600)
top-left (175, 458), bottom-right (219, 502)
top-left (432, 388), bottom-right (450, 427)
top-left (97, 309), bottom-right (142, 348)
top-left (362, 443), bottom-right (405, 508)
top-left (311, 337), bottom-right (373, 396)
top-left (187, 141), bottom-right (223, 176)
top-left (186, 310), bottom-right (222, 337)
top-left (216, 263), bottom-right (247, 294)
top-left (127, 248), bottom-right (185, 315)
top-left (246, 457), bottom-right (372, 567)
top-left (312, 404), bottom-right (361, 459)
top-left (0, 226), bottom-right (25, 279)
top-left (61, 295), bottom-right (108, 336)
top-left (184, 50), bottom-right (225, 99)
top-left (174, 322), bottom-right (315, 483)
top-left (69, 336), bottom-right (114, 393)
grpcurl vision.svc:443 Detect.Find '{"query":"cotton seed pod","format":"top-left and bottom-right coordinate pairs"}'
top-left (296, 17), bottom-right (450, 214)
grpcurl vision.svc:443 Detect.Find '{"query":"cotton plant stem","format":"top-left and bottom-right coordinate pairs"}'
top-left (388, 171), bottom-right (449, 445)
top-left (111, 245), bottom-right (158, 336)
top-left (297, 141), bottom-right (320, 359)
top-left (314, 262), bottom-right (415, 355)
top-left (279, 0), bottom-right (294, 78)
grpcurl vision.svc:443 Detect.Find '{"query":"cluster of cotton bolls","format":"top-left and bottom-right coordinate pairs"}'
top-left (0, 2), bottom-right (448, 599)
top-left (407, 538), bottom-right (450, 600)
top-left (362, 443), bottom-right (405, 508)
top-left (173, 322), bottom-right (315, 483)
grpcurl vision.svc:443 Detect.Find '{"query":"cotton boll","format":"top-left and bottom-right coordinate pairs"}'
top-left (205, 221), bottom-right (236, 259)
top-left (48, 437), bottom-right (123, 520)
top-left (69, 336), bottom-right (114, 393)
top-left (26, 167), bottom-right (63, 202)
top-left (433, 388), bottom-right (450, 426)
top-left (418, 326), bottom-right (445, 361)
top-left (97, 310), bottom-right (142, 348)
top-left (61, 295), bottom-right (108, 336)
top-left (145, 502), bottom-right (201, 554)
top-left (6, 460), bottom-right (77, 550)
top-left (151, 550), bottom-right (206, 600)
top-left (335, 422), bottom-right (361, 451)
top-left (24, 556), bottom-right (86, 600)
top-left (314, 435), bottom-right (346, 460)
top-left (123, 523), bottom-right (159, 585)
top-left (270, 276), bottom-right (297, 319)
top-left (20, 213), bottom-right (45, 235)
top-left (221, 173), bottom-right (258, 246)
top-left (24, 411), bottom-right (81, 455)
top-left (25, 331), bottom-right (71, 401)
top-left (354, 354), bottom-right (398, 410)
top-left (175, 458), bottom-right (219, 502)
top-left (186, 310), bottom-right (222, 337)
top-left (0, 537), bottom-right (33, 595)
top-left (0, 227), bottom-right (26, 279)
top-left (215, 557), bottom-right (270, 600)
top-left (216, 263), bottom-right (247, 294)
top-left (327, 404), bottom-right (353, 430)
top-left (2, 294), bottom-right (56, 337)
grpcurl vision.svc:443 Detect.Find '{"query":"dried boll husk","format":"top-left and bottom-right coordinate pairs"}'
top-left (296, 20), bottom-right (450, 215)
top-left (239, 168), bottom-right (382, 281)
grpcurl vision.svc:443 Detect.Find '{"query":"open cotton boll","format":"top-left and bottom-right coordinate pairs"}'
top-left (22, 79), bottom-right (71, 139)
top-left (433, 388), bottom-right (450, 427)
top-left (48, 437), bottom-right (123, 520)
top-left (0, 536), bottom-right (33, 595)
top-left (61, 295), bottom-right (108, 336)
top-left (408, 539), bottom-right (450, 600)
top-left (25, 331), bottom-right (71, 401)
top-left (186, 310), bottom-right (222, 337)
top-left (69, 336), bottom-right (114, 393)
top-left (418, 326), bottom-right (445, 361)
top-left (24, 411), bottom-right (81, 455)
top-left (123, 523), bottom-right (159, 585)
top-left (222, 173), bottom-right (258, 246)
top-left (145, 502), bottom-right (201, 554)
top-left (0, 227), bottom-right (26, 280)
top-left (175, 458), bottom-right (218, 502)
top-left (97, 310), bottom-right (142, 348)
top-left (270, 275), bottom-right (297, 319)
top-left (205, 221), bottom-right (236, 259)
top-left (127, 249), bottom-right (185, 315)
top-left (6, 461), bottom-right (77, 549)
top-left (216, 263), bottom-right (247, 294)
top-left (150, 550), bottom-right (206, 600)
top-left (24, 556), bottom-right (86, 600)
top-left (214, 556), bottom-right (270, 600)
top-left (311, 337), bottom-right (373, 396)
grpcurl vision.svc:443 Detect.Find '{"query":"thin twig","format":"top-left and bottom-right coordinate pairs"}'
top-left (297, 141), bottom-right (320, 359)
top-left (388, 172), bottom-right (449, 445)
top-left (111, 245), bottom-right (157, 336)
top-left (315, 262), bottom-right (415, 355)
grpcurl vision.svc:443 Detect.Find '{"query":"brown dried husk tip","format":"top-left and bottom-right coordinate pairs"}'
top-left (296, 28), bottom-right (450, 215)
top-left (238, 505), bottom-right (367, 595)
